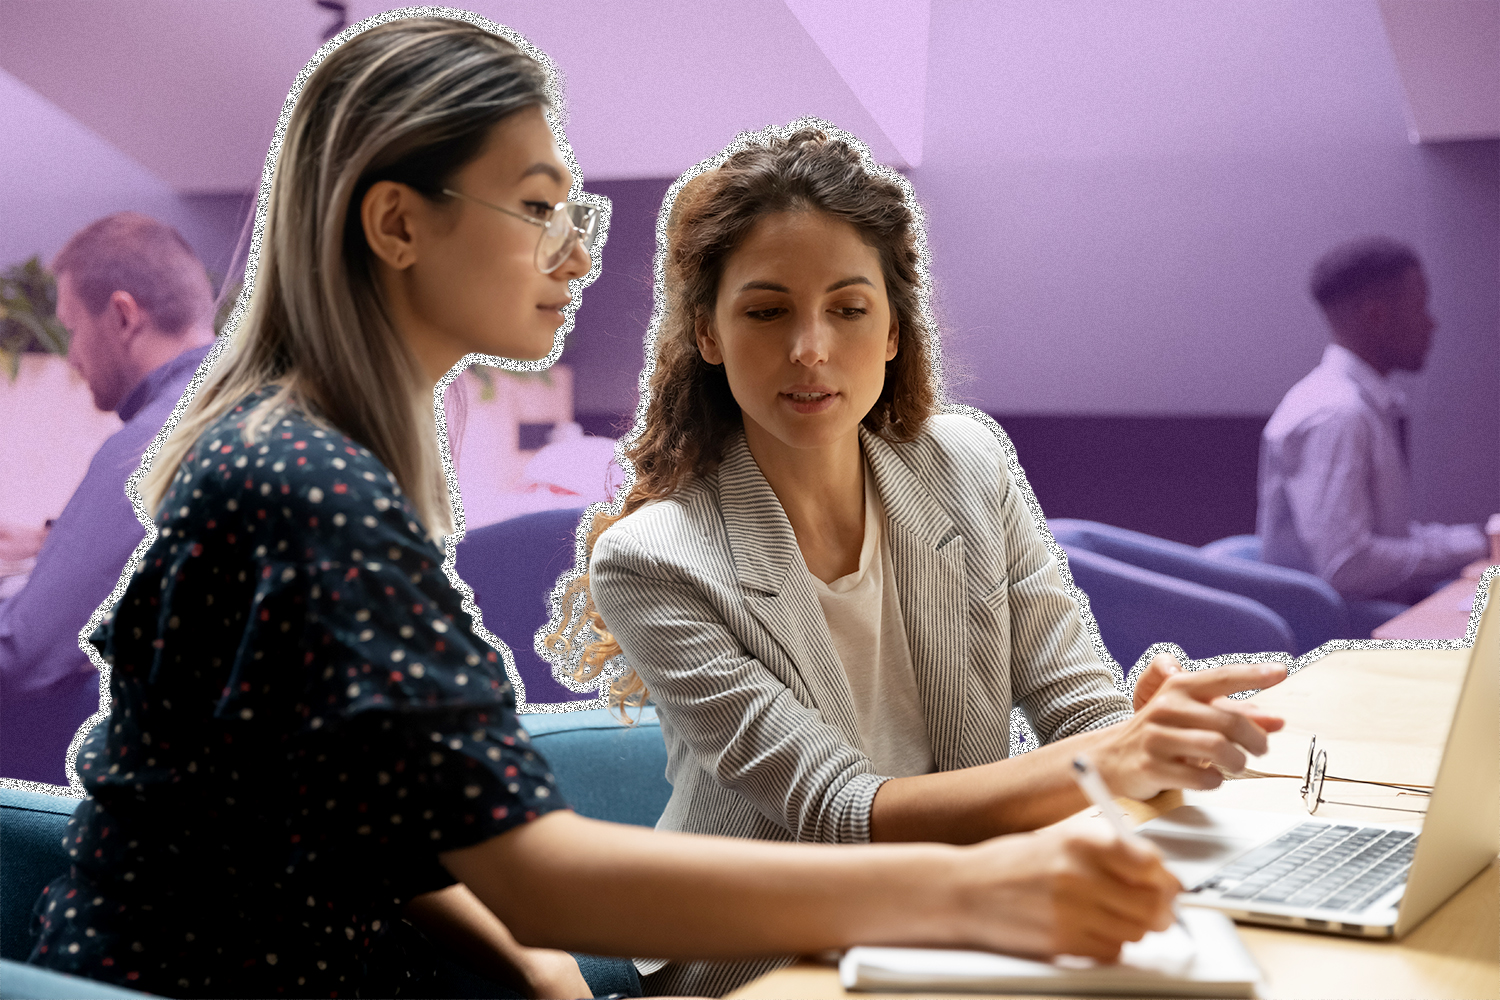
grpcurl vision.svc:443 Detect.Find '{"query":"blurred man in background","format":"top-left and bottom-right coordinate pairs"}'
top-left (1257, 236), bottom-right (1487, 622)
top-left (0, 212), bottom-right (217, 784)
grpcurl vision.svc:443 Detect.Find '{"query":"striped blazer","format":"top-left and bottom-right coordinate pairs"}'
top-left (589, 413), bottom-right (1132, 996)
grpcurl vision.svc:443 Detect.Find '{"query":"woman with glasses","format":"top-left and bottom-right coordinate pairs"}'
top-left (27, 17), bottom-right (1181, 1000)
top-left (561, 126), bottom-right (1290, 997)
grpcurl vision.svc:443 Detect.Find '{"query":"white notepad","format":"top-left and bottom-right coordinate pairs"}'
top-left (839, 906), bottom-right (1261, 997)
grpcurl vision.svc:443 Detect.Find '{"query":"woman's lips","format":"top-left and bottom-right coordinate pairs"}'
top-left (780, 389), bottom-right (837, 414)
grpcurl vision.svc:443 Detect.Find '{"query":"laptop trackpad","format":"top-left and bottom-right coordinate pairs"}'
top-left (1136, 806), bottom-right (1303, 888)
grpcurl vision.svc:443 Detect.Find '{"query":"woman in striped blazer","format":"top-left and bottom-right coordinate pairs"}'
top-left (558, 126), bottom-right (1287, 997)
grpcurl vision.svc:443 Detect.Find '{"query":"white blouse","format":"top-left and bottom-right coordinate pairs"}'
top-left (808, 461), bottom-right (936, 778)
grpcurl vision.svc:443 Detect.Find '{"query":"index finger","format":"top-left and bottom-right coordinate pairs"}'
top-left (1210, 695), bottom-right (1286, 733)
top-left (1171, 662), bottom-right (1286, 701)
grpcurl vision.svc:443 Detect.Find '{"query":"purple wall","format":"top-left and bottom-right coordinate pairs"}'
top-left (909, 1), bottom-right (1498, 524)
top-left (6, 3), bottom-right (1495, 535)
top-left (560, 178), bottom-right (673, 425)
top-left (0, 68), bottom-right (253, 291)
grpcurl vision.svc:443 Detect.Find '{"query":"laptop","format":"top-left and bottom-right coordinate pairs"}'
top-left (1135, 574), bottom-right (1498, 938)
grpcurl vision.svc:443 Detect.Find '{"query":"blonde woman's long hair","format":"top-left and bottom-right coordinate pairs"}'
top-left (141, 17), bottom-right (549, 538)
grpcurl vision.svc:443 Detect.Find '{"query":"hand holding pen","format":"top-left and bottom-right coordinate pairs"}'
top-left (961, 756), bottom-right (1182, 961)
top-left (1071, 753), bottom-right (1192, 942)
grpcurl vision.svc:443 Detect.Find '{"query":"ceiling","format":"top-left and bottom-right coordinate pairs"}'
top-left (0, 0), bottom-right (931, 192)
top-left (2, 1), bottom-right (1492, 195)
top-left (1378, 0), bottom-right (1500, 142)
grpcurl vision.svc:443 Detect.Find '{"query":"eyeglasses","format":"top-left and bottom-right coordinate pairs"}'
top-left (441, 188), bottom-right (599, 274)
top-left (1299, 735), bottom-right (1432, 815)
top-left (1231, 734), bottom-right (1434, 814)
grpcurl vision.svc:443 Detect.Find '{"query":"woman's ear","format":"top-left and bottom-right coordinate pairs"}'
top-left (362, 181), bottom-right (419, 270)
top-left (695, 313), bottom-right (725, 365)
top-left (886, 315), bottom-right (899, 361)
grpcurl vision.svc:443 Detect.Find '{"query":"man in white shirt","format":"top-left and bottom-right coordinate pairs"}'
top-left (1258, 236), bottom-right (1486, 610)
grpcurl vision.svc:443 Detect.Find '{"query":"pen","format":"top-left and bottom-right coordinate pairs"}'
top-left (1070, 753), bottom-right (1133, 841)
top-left (1071, 754), bottom-right (1190, 937)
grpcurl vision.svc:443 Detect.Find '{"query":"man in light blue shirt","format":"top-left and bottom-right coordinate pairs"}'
top-left (0, 213), bottom-right (216, 784)
top-left (1258, 237), bottom-right (1486, 612)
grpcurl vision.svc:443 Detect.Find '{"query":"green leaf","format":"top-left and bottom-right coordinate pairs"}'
top-left (0, 255), bottom-right (68, 361)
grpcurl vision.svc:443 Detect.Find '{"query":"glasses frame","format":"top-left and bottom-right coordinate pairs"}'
top-left (440, 188), bottom-right (598, 275)
top-left (1299, 734), bottom-right (1432, 815)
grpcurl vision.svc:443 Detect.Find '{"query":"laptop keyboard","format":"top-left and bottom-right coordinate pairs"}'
top-left (1193, 822), bottom-right (1417, 915)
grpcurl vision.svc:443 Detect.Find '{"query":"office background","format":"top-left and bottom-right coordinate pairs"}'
top-left (1, 0), bottom-right (1496, 544)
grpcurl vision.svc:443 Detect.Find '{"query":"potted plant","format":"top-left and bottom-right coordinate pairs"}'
top-left (0, 256), bottom-right (70, 380)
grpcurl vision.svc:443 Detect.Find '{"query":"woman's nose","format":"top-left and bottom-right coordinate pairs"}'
top-left (788, 314), bottom-right (830, 366)
top-left (558, 236), bottom-right (590, 280)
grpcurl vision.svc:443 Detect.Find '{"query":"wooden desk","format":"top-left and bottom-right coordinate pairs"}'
top-left (729, 647), bottom-right (1499, 1000)
top-left (1373, 578), bottom-right (1481, 640)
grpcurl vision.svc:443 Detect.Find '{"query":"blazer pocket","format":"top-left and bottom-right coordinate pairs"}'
top-left (978, 579), bottom-right (1008, 613)
top-left (969, 579), bottom-right (1013, 670)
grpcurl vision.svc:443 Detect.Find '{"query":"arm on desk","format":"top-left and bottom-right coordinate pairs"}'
top-left (871, 660), bottom-right (1286, 843)
top-left (442, 809), bottom-right (1180, 964)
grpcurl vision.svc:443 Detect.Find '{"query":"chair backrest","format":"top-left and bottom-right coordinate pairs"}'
top-left (1199, 531), bottom-right (1407, 639)
top-left (453, 507), bottom-right (595, 706)
top-left (0, 788), bottom-right (77, 962)
top-left (0, 957), bottom-right (150, 998)
top-left (1059, 543), bottom-right (1297, 670)
top-left (518, 707), bottom-right (672, 828)
top-left (1051, 520), bottom-right (1347, 654)
top-left (1, 670), bottom-right (97, 786)
top-left (1200, 534), bottom-right (1262, 563)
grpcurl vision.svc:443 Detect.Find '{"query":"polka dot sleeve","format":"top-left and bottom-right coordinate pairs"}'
top-left (115, 400), bottom-right (569, 855)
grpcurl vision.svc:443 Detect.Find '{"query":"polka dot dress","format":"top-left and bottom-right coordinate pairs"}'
top-left (27, 388), bottom-right (565, 998)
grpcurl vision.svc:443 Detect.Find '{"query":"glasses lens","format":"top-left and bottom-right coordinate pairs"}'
top-left (1304, 750), bottom-right (1327, 814)
top-left (568, 203), bottom-right (599, 250)
top-left (537, 206), bottom-right (571, 274)
top-left (536, 203), bottom-right (599, 274)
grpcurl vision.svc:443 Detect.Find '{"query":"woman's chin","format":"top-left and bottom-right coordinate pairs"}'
top-left (523, 320), bottom-right (565, 361)
top-left (746, 416), bottom-right (859, 456)
top-left (523, 340), bottom-right (559, 363)
top-left (476, 337), bottom-right (556, 364)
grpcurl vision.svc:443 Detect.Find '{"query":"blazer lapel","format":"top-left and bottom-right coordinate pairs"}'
top-left (862, 427), bottom-right (970, 772)
top-left (718, 432), bottom-right (866, 751)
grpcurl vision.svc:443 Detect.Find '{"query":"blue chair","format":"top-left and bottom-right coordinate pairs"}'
top-left (1200, 534), bottom-right (1261, 563)
top-left (1050, 519), bottom-right (1348, 654)
top-left (1199, 533), bottom-right (1408, 639)
top-left (1, 788), bottom-right (148, 998)
top-left (454, 507), bottom-right (671, 824)
top-left (0, 671), bottom-right (98, 786)
top-left (519, 706), bottom-right (672, 829)
top-left (0, 959), bottom-right (147, 999)
top-left (1058, 543), bottom-right (1296, 671)
top-left (454, 507), bottom-right (594, 705)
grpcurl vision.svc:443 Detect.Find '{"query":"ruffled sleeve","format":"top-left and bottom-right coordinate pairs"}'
top-left (90, 404), bottom-right (566, 856)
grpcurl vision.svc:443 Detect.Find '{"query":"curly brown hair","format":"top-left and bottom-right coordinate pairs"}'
top-left (550, 125), bottom-right (941, 711)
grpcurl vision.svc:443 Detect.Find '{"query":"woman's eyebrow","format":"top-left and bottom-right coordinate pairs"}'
top-left (735, 276), bottom-right (875, 295)
top-left (520, 162), bottom-right (565, 183)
